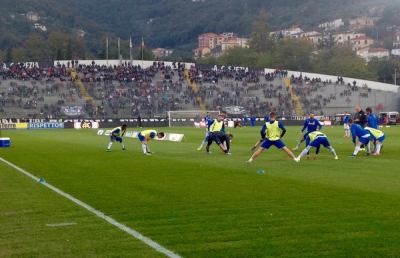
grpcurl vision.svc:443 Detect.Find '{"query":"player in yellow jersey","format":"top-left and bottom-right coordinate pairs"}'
top-left (365, 127), bottom-right (385, 156)
top-left (137, 129), bottom-right (165, 155)
top-left (247, 112), bottom-right (297, 163)
top-left (107, 124), bottom-right (127, 151)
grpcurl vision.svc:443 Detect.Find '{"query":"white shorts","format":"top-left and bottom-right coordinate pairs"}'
top-left (344, 124), bottom-right (350, 130)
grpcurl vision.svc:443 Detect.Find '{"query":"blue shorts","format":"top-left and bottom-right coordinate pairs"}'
top-left (377, 135), bottom-right (385, 142)
top-left (359, 135), bottom-right (371, 145)
top-left (111, 136), bottom-right (122, 142)
top-left (309, 137), bottom-right (330, 148)
top-left (261, 139), bottom-right (285, 149)
top-left (138, 133), bottom-right (145, 142)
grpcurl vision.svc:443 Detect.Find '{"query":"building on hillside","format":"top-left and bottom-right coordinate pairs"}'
top-left (349, 17), bottom-right (379, 31)
top-left (332, 32), bottom-right (366, 44)
top-left (357, 47), bottom-right (389, 62)
top-left (299, 31), bottom-right (323, 45)
top-left (152, 48), bottom-right (173, 59)
top-left (351, 35), bottom-right (374, 51)
top-left (26, 11), bottom-right (40, 22)
top-left (318, 19), bottom-right (344, 31)
top-left (393, 31), bottom-right (400, 48)
top-left (34, 23), bottom-right (47, 32)
top-left (392, 49), bottom-right (400, 57)
top-left (194, 32), bottom-right (248, 58)
top-left (270, 27), bottom-right (304, 38)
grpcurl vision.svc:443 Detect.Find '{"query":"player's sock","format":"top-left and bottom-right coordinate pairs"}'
top-left (353, 146), bottom-right (361, 156)
top-left (298, 147), bottom-right (311, 159)
top-left (141, 143), bottom-right (147, 154)
top-left (247, 158), bottom-right (253, 163)
top-left (107, 142), bottom-right (113, 150)
top-left (375, 143), bottom-right (381, 154)
top-left (146, 145), bottom-right (151, 153)
top-left (365, 143), bottom-right (371, 154)
top-left (328, 146), bottom-right (337, 157)
top-left (121, 143), bottom-right (125, 150)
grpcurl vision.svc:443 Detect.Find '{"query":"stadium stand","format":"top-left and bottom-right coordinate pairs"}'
top-left (0, 61), bottom-right (398, 119)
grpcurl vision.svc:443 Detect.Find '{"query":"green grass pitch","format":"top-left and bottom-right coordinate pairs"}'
top-left (0, 126), bottom-right (400, 258)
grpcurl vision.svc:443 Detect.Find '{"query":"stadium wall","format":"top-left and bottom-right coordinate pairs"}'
top-left (264, 68), bottom-right (400, 93)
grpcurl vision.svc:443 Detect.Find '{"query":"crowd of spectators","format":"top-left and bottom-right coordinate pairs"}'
top-left (0, 62), bottom-right (387, 119)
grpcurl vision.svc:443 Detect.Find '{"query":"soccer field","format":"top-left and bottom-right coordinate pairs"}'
top-left (1, 126), bottom-right (400, 258)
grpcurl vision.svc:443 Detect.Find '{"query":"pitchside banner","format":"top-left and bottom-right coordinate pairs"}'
top-left (29, 122), bottom-right (64, 129)
top-left (96, 130), bottom-right (184, 142)
top-left (0, 123), bottom-right (28, 129)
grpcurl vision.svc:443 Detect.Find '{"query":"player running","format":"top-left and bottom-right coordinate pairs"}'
top-left (294, 131), bottom-right (338, 162)
top-left (107, 124), bottom-right (127, 151)
top-left (197, 113), bottom-right (212, 151)
top-left (349, 119), bottom-right (371, 157)
top-left (247, 112), bottom-right (297, 163)
top-left (365, 126), bottom-right (385, 156)
top-left (137, 129), bottom-right (165, 155)
top-left (292, 113), bottom-right (322, 151)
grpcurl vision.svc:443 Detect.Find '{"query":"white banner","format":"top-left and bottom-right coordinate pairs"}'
top-left (96, 130), bottom-right (184, 142)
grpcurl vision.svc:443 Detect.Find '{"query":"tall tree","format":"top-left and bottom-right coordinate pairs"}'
top-left (249, 9), bottom-right (271, 53)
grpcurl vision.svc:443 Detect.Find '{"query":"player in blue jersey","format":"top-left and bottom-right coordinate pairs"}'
top-left (292, 113), bottom-right (322, 152)
top-left (294, 131), bottom-right (338, 162)
top-left (366, 107), bottom-right (379, 129)
top-left (349, 119), bottom-right (371, 157)
top-left (197, 113), bottom-right (212, 151)
top-left (204, 114), bottom-right (228, 153)
top-left (247, 112), bottom-right (297, 163)
top-left (343, 111), bottom-right (351, 138)
top-left (106, 124), bottom-right (127, 151)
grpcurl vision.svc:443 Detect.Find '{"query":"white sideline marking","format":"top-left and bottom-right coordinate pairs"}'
top-left (46, 222), bottom-right (77, 227)
top-left (0, 157), bottom-right (182, 258)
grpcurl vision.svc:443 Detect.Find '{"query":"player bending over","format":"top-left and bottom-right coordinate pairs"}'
top-left (365, 127), bottom-right (385, 156)
top-left (349, 119), bottom-right (371, 157)
top-left (247, 112), bottom-right (297, 163)
top-left (295, 131), bottom-right (338, 162)
top-left (293, 113), bottom-right (322, 151)
top-left (206, 132), bottom-right (233, 155)
top-left (137, 129), bottom-right (165, 155)
top-left (107, 124), bottom-right (127, 151)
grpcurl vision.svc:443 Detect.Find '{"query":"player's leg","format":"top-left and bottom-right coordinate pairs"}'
top-left (197, 131), bottom-right (209, 151)
top-left (117, 137), bottom-right (125, 150)
top-left (372, 136), bottom-right (384, 155)
top-left (297, 145), bottom-right (313, 161)
top-left (323, 139), bottom-right (338, 159)
top-left (293, 133), bottom-right (306, 151)
top-left (206, 136), bottom-right (213, 153)
top-left (277, 140), bottom-right (297, 161)
top-left (247, 140), bottom-right (271, 162)
top-left (107, 136), bottom-right (115, 151)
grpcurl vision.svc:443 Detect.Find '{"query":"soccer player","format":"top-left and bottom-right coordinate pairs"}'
top-left (292, 113), bottom-right (322, 151)
top-left (349, 119), bottom-right (371, 157)
top-left (206, 114), bottom-right (229, 154)
top-left (365, 126), bottom-right (385, 156)
top-left (343, 111), bottom-right (351, 138)
top-left (197, 113), bottom-right (212, 151)
top-left (107, 124), bottom-right (127, 151)
top-left (295, 131), bottom-right (338, 162)
top-left (247, 112), bottom-right (297, 163)
top-left (366, 107), bottom-right (379, 129)
top-left (206, 132), bottom-right (233, 154)
top-left (137, 129), bottom-right (165, 155)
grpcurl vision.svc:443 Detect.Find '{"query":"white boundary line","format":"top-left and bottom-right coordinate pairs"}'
top-left (0, 157), bottom-right (182, 258)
